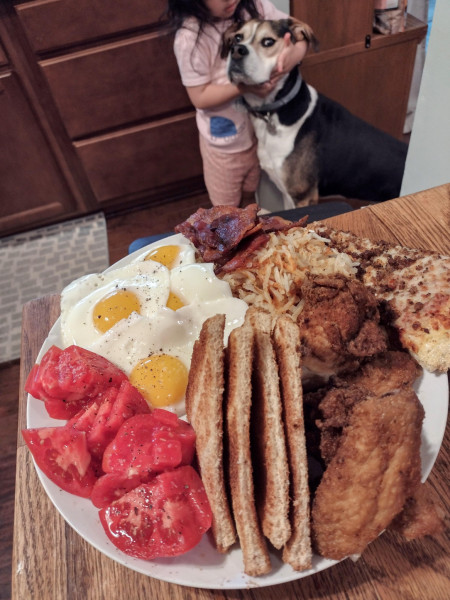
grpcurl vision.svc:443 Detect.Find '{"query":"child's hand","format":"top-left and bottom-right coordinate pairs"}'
top-left (238, 78), bottom-right (281, 98)
top-left (237, 37), bottom-right (309, 99)
top-left (275, 34), bottom-right (308, 75)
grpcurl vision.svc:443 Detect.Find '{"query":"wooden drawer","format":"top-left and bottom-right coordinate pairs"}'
top-left (40, 31), bottom-right (189, 139)
top-left (74, 114), bottom-right (203, 206)
top-left (291, 0), bottom-right (374, 52)
top-left (16, 0), bottom-right (167, 53)
top-left (0, 71), bottom-right (77, 234)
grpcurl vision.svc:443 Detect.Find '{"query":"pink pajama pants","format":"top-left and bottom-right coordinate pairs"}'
top-left (199, 135), bottom-right (261, 207)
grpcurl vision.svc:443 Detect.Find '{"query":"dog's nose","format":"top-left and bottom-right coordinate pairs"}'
top-left (231, 44), bottom-right (248, 60)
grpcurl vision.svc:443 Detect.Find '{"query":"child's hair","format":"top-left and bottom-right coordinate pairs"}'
top-left (165, 1), bottom-right (261, 33)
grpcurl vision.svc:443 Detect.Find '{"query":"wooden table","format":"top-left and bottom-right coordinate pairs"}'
top-left (12, 184), bottom-right (450, 599)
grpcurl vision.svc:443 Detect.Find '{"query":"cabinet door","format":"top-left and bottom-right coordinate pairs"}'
top-left (16, 0), bottom-right (167, 53)
top-left (0, 71), bottom-right (77, 234)
top-left (40, 32), bottom-right (189, 139)
top-left (0, 40), bottom-right (7, 66)
top-left (290, 0), bottom-right (373, 51)
top-left (74, 114), bottom-right (203, 207)
top-left (302, 24), bottom-right (424, 139)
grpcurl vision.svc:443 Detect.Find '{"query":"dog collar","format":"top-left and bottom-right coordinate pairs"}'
top-left (241, 72), bottom-right (303, 116)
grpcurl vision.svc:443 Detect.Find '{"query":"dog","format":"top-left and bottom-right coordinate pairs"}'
top-left (222, 19), bottom-right (408, 208)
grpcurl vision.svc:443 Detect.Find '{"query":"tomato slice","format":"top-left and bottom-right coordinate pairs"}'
top-left (99, 466), bottom-right (212, 558)
top-left (67, 382), bottom-right (150, 461)
top-left (102, 410), bottom-right (196, 478)
top-left (106, 380), bottom-right (150, 431)
top-left (44, 395), bottom-right (94, 420)
top-left (22, 426), bottom-right (98, 498)
top-left (25, 345), bottom-right (128, 418)
top-left (91, 472), bottom-right (146, 508)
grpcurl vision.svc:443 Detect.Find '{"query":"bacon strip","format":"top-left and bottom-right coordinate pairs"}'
top-left (220, 233), bottom-right (270, 273)
top-left (175, 204), bottom-right (260, 263)
top-left (175, 204), bottom-right (308, 269)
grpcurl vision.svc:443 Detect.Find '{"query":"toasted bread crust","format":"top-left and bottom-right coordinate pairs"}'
top-left (226, 323), bottom-right (271, 576)
top-left (246, 308), bottom-right (291, 549)
top-left (274, 316), bottom-right (312, 571)
top-left (185, 314), bottom-right (236, 553)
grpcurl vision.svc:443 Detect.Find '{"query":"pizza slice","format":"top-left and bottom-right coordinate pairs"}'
top-left (311, 225), bottom-right (450, 373)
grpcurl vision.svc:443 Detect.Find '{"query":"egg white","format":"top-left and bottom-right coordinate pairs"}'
top-left (129, 233), bottom-right (197, 268)
top-left (61, 261), bottom-right (170, 348)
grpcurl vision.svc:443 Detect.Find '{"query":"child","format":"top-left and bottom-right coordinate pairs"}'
top-left (166, 0), bottom-right (309, 207)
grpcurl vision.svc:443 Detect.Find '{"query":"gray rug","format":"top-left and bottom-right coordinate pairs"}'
top-left (0, 212), bottom-right (109, 363)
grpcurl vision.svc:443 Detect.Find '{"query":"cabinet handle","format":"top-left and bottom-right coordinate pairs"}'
top-left (365, 34), bottom-right (372, 48)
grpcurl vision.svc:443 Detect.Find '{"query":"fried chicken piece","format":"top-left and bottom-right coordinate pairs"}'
top-left (316, 351), bottom-right (422, 464)
top-left (298, 275), bottom-right (388, 378)
top-left (341, 350), bottom-right (422, 397)
top-left (388, 484), bottom-right (444, 540)
top-left (311, 389), bottom-right (424, 560)
top-left (316, 384), bottom-right (367, 464)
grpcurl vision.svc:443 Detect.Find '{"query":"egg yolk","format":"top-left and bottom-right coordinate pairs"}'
top-left (93, 289), bottom-right (141, 333)
top-left (145, 245), bottom-right (180, 269)
top-left (166, 291), bottom-right (185, 311)
top-left (130, 354), bottom-right (188, 408)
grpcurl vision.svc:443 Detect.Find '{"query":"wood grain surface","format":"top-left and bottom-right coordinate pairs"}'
top-left (12, 184), bottom-right (450, 600)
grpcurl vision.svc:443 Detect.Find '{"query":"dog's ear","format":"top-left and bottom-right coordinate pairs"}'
top-left (285, 18), bottom-right (318, 51)
top-left (220, 21), bottom-right (243, 59)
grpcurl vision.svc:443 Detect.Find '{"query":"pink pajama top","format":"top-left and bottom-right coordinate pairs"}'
top-left (174, 0), bottom-right (287, 153)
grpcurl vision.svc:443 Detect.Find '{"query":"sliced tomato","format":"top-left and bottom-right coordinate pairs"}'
top-left (91, 472), bottom-right (146, 508)
top-left (22, 426), bottom-right (98, 498)
top-left (44, 395), bottom-right (96, 420)
top-left (25, 345), bottom-right (128, 414)
top-left (68, 398), bottom-right (104, 433)
top-left (106, 381), bottom-right (150, 431)
top-left (99, 466), bottom-right (212, 558)
top-left (102, 410), bottom-right (196, 478)
top-left (66, 382), bottom-right (150, 461)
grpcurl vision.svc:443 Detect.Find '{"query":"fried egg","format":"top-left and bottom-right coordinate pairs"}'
top-left (60, 236), bottom-right (247, 415)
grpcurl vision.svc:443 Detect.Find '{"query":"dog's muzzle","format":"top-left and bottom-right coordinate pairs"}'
top-left (230, 43), bottom-right (249, 60)
top-left (228, 44), bottom-right (249, 82)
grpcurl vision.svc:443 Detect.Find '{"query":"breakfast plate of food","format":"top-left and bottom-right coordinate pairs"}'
top-left (24, 205), bottom-right (448, 589)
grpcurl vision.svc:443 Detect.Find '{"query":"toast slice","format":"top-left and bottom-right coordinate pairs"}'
top-left (246, 307), bottom-right (291, 549)
top-left (226, 322), bottom-right (271, 576)
top-left (185, 314), bottom-right (236, 553)
top-left (273, 316), bottom-right (312, 571)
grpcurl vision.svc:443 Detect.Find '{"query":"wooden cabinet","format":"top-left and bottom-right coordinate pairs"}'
top-left (291, 1), bottom-right (427, 139)
top-left (0, 0), bottom-right (203, 236)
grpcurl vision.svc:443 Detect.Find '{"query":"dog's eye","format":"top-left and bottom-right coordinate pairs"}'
top-left (233, 34), bottom-right (243, 44)
top-left (261, 37), bottom-right (275, 48)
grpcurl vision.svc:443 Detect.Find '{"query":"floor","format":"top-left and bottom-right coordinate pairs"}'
top-left (0, 191), bottom-right (372, 599)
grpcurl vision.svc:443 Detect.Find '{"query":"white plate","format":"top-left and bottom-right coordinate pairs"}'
top-left (26, 237), bottom-right (449, 590)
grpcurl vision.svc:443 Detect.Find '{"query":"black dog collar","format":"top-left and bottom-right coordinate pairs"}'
top-left (240, 71), bottom-right (303, 117)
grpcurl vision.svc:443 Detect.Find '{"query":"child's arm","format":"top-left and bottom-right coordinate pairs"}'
top-left (186, 82), bottom-right (241, 110)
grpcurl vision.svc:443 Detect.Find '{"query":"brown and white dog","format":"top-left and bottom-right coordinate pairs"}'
top-left (222, 19), bottom-right (408, 207)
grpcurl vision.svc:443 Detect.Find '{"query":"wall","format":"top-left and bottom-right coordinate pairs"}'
top-left (272, 0), bottom-right (290, 12)
top-left (400, 0), bottom-right (450, 195)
